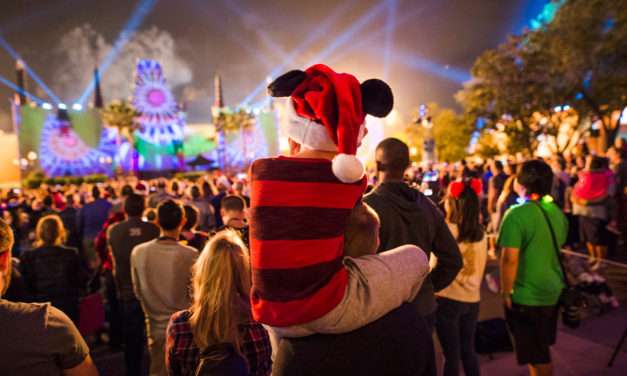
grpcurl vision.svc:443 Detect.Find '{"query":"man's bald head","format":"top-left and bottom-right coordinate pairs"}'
top-left (375, 138), bottom-right (410, 180)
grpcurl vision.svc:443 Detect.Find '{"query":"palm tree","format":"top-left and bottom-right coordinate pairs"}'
top-left (101, 100), bottom-right (140, 175)
top-left (214, 109), bottom-right (255, 172)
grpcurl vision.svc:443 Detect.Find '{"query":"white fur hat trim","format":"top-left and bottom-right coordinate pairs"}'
top-left (283, 98), bottom-right (366, 152)
top-left (332, 153), bottom-right (365, 183)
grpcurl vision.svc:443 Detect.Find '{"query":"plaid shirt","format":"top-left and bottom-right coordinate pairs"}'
top-left (166, 310), bottom-right (272, 376)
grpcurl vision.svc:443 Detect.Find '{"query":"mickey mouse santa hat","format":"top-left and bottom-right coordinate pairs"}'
top-left (267, 64), bottom-right (394, 183)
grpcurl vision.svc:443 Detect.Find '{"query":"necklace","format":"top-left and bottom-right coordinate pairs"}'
top-left (157, 236), bottom-right (178, 242)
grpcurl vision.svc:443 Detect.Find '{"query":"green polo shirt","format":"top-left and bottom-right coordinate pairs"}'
top-left (497, 199), bottom-right (568, 306)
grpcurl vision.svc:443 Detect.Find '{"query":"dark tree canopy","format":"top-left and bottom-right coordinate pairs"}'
top-left (458, 0), bottom-right (627, 154)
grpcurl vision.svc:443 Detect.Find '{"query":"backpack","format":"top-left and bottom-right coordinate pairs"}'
top-left (195, 343), bottom-right (248, 376)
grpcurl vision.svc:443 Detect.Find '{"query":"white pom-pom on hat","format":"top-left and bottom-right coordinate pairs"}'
top-left (332, 153), bottom-right (364, 183)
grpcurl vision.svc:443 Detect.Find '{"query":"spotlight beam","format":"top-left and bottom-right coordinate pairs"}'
top-left (392, 50), bottom-right (471, 83)
top-left (221, 0), bottom-right (289, 61)
top-left (0, 72), bottom-right (45, 104)
top-left (77, 0), bottom-right (158, 105)
top-left (305, 1), bottom-right (387, 66)
top-left (327, 2), bottom-right (439, 66)
top-left (383, 0), bottom-right (397, 80)
top-left (358, 45), bottom-right (469, 83)
top-left (190, 0), bottom-right (275, 70)
top-left (237, 0), bottom-right (362, 106)
top-left (0, 34), bottom-right (62, 104)
top-left (313, 1), bottom-right (469, 84)
top-left (326, 1), bottom-right (470, 84)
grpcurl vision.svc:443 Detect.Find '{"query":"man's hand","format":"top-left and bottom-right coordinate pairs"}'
top-left (502, 293), bottom-right (512, 310)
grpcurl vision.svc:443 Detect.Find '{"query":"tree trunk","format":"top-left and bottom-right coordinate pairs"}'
top-left (115, 129), bottom-right (123, 176)
top-left (217, 127), bottom-right (226, 171)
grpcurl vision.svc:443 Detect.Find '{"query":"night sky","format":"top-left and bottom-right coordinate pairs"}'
top-left (0, 0), bottom-right (548, 126)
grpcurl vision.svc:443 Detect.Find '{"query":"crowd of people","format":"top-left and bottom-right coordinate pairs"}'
top-left (1, 136), bottom-right (624, 375)
top-left (1, 63), bottom-right (626, 376)
top-left (402, 141), bottom-right (627, 266)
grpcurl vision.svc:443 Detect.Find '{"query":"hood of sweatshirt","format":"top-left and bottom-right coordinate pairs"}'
top-left (372, 182), bottom-right (434, 223)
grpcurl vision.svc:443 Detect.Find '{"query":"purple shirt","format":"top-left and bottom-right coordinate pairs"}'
top-left (78, 198), bottom-right (112, 237)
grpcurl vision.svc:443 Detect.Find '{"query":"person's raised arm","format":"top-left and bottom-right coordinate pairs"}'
top-left (500, 247), bottom-right (519, 310)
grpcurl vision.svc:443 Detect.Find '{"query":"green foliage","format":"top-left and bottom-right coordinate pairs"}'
top-left (214, 109), bottom-right (255, 134)
top-left (541, 0), bottom-right (627, 146)
top-left (23, 173), bottom-right (105, 188)
top-left (405, 103), bottom-right (475, 162)
top-left (458, 0), bottom-right (627, 153)
top-left (173, 171), bottom-right (208, 181)
top-left (101, 100), bottom-right (140, 139)
top-left (183, 136), bottom-right (216, 157)
top-left (23, 170), bottom-right (45, 189)
top-left (456, 33), bottom-right (551, 155)
top-left (432, 109), bottom-right (475, 162)
top-left (403, 118), bottom-right (423, 162)
top-left (102, 100), bottom-right (141, 174)
top-left (475, 132), bottom-right (500, 159)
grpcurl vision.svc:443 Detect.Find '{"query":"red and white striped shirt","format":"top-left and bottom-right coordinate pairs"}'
top-left (249, 156), bottom-right (366, 326)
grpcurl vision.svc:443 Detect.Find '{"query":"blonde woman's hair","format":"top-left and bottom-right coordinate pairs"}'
top-left (0, 218), bottom-right (14, 296)
top-left (190, 230), bottom-right (251, 352)
top-left (35, 215), bottom-right (66, 248)
top-left (0, 217), bottom-right (13, 254)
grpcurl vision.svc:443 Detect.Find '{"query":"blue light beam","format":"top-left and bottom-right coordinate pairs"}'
top-left (0, 34), bottom-right (62, 104)
top-left (0, 72), bottom-right (45, 104)
top-left (356, 44), bottom-right (469, 84)
top-left (328, 2), bottom-right (435, 60)
top-left (77, 0), bottom-right (158, 105)
top-left (305, 1), bottom-right (387, 66)
top-left (393, 50), bottom-right (471, 84)
top-left (328, 2), bottom-right (461, 82)
top-left (238, 0), bottom-right (360, 106)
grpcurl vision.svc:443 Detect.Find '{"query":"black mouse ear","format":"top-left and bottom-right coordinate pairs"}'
top-left (361, 79), bottom-right (393, 117)
top-left (267, 70), bottom-right (307, 97)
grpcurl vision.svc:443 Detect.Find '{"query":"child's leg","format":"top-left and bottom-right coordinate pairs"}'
top-left (273, 244), bottom-right (429, 337)
top-left (585, 242), bottom-right (596, 263)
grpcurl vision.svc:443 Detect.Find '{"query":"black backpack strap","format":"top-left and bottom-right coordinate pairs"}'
top-left (530, 201), bottom-right (569, 288)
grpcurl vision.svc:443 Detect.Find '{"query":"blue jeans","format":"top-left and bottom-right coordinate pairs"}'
top-left (435, 297), bottom-right (480, 376)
